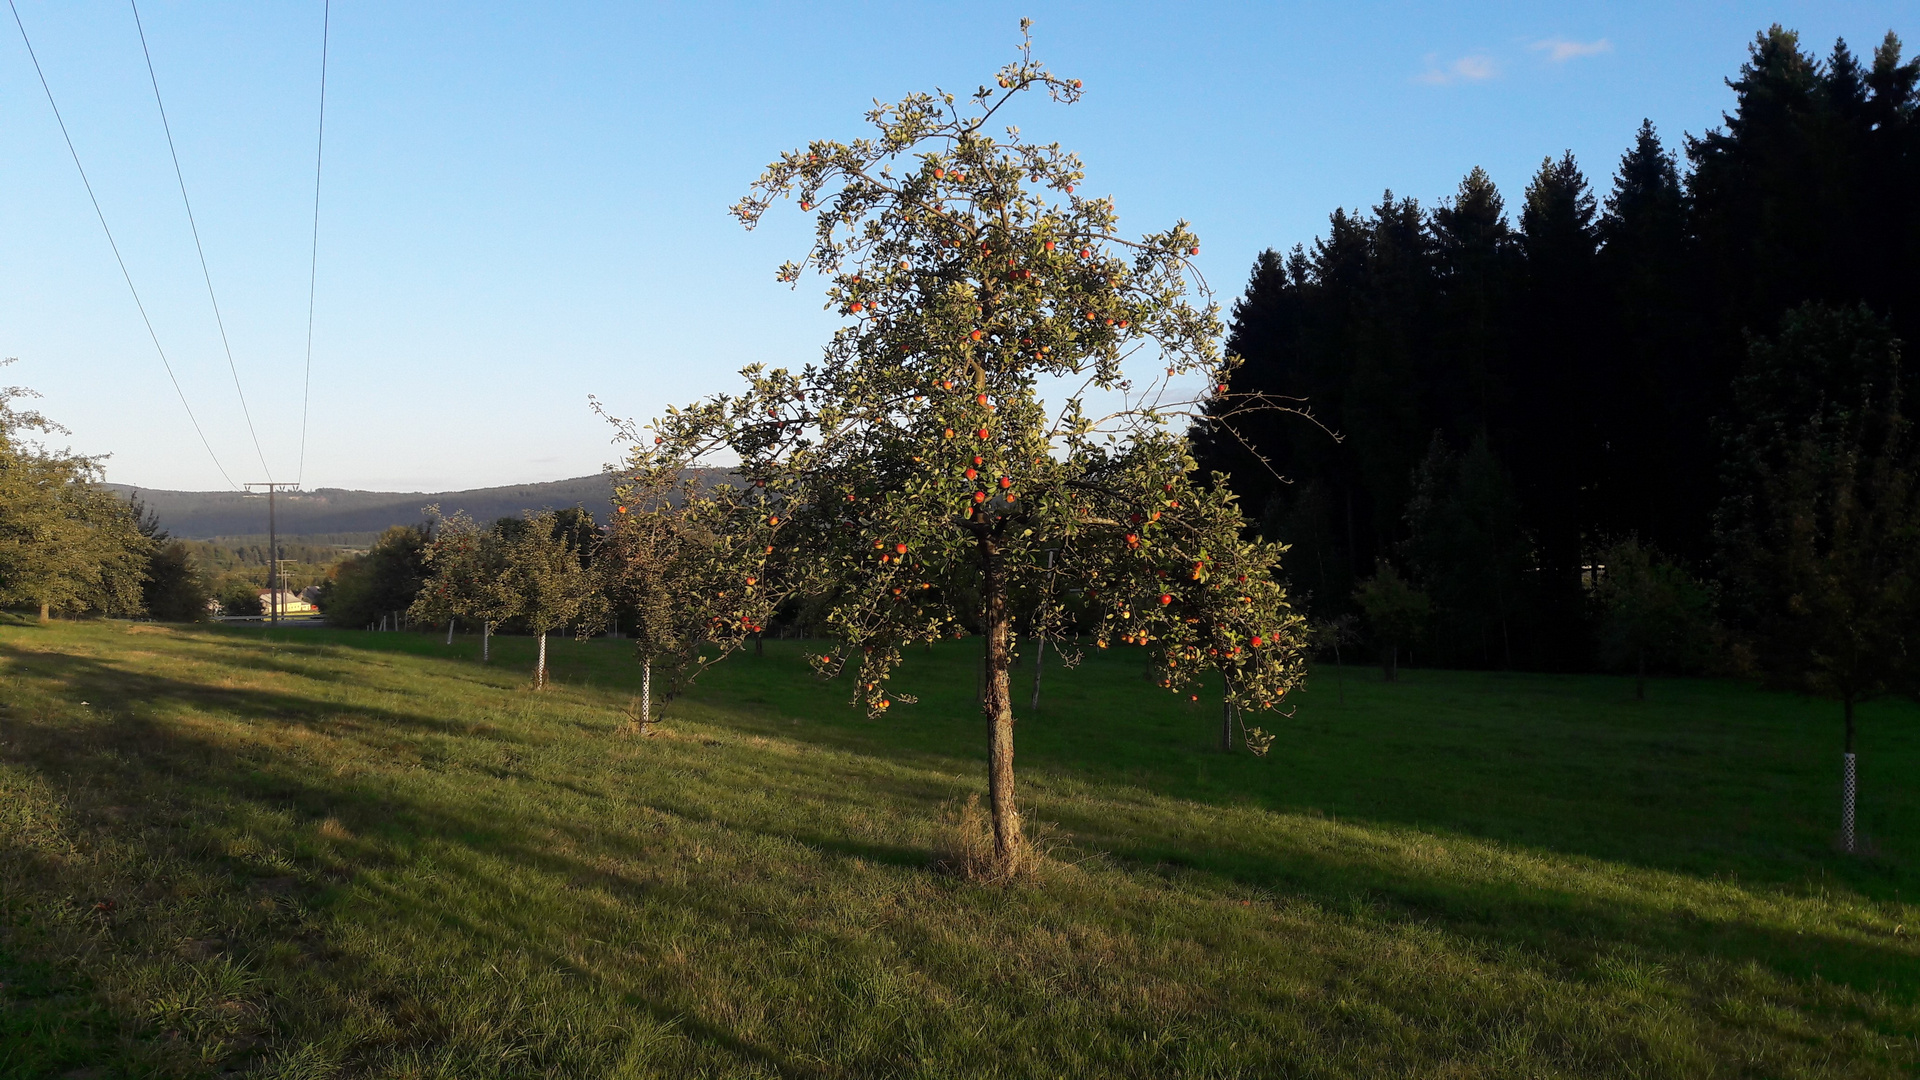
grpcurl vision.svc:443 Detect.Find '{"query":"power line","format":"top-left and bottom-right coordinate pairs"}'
top-left (8, 0), bottom-right (239, 490)
top-left (128, 0), bottom-right (273, 481)
top-left (297, 0), bottom-right (329, 488)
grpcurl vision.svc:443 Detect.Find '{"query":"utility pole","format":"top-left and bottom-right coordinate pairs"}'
top-left (245, 482), bottom-right (300, 625)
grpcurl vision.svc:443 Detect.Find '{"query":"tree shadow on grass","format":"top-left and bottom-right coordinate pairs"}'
top-left (681, 641), bottom-right (1920, 904)
top-left (0, 643), bottom-right (831, 1076)
top-left (605, 645), bottom-right (1920, 1011)
top-left (1032, 794), bottom-right (1920, 1006)
top-left (5, 633), bottom-right (1917, 1075)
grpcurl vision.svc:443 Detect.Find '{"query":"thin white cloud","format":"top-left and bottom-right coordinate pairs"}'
top-left (1531, 37), bottom-right (1612, 63)
top-left (1417, 53), bottom-right (1499, 85)
top-left (1453, 55), bottom-right (1497, 80)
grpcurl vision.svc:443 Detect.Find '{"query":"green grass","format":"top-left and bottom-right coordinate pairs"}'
top-left (1, 617), bottom-right (1915, 1078)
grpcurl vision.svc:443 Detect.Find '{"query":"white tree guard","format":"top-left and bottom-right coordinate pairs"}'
top-left (1842, 752), bottom-right (1858, 853)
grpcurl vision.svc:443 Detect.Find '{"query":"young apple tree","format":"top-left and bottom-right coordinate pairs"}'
top-left (1718, 305), bottom-right (1920, 852)
top-left (598, 471), bottom-right (780, 729)
top-left (409, 509), bottom-right (515, 661)
top-left (495, 510), bottom-right (603, 689)
top-left (625, 25), bottom-right (1308, 874)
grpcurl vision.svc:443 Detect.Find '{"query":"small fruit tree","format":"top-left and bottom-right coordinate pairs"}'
top-left (1718, 304), bottom-right (1920, 852)
top-left (1354, 562), bottom-right (1429, 682)
top-left (409, 509), bottom-right (514, 661)
top-left (627, 25), bottom-right (1308, 874)
top-left (599, 472), bottom-right (780, 729)
top-left (495, 510), bottom-right (604, 689)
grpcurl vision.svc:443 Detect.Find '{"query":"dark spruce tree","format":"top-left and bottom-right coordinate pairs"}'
top-left (1597, 121), bottom-right (1707, 560)
top-left (1428, 167), bottom-right (1517, 441)
top-left (1512, 152), bottom-right (1602, 666)
top-left (1193, 247), bottom-right (1301, 525)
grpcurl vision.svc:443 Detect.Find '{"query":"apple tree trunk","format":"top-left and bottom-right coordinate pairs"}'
top-left (978, 533), bottom-right (1022, 871)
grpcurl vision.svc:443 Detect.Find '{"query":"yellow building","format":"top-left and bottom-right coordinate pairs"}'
top-left (258, 590), bottom-right (317, 616)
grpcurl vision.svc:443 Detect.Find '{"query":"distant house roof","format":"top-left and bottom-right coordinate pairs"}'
top-left (258, 589), bottom-right (316, 611)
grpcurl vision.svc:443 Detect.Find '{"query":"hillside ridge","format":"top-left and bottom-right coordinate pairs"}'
top-left (108, 474), bottom-right (618, 540)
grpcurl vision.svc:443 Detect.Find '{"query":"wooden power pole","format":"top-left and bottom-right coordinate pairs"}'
top-left (245, 482), bottom-right (300, 625)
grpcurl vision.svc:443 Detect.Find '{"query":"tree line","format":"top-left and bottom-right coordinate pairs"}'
top-left (0, 375), bottom-right (374, 625)
top-left (1196, 26), bottom-right (1920, 684)
top-left (0, 368), bottom-right (206, 622)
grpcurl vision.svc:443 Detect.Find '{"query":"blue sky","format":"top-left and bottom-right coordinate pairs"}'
top-left (4, 1), bottom-right (1911, 492)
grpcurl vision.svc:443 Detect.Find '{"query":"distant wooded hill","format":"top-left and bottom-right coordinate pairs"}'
top-left (109, 474), bottom-right (618, 541)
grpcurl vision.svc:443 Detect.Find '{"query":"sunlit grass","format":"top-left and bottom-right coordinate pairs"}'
top-left (2, 616), bottom-right (1915, 1077)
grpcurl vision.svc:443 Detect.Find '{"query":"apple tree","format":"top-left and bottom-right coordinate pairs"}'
top-left (410, 508), bottom-right (515, 661)
top-left (623, 26), bottom-right (1309, 873)
top-left (598, 469), bottom-right (781, 729)
top-left (494, 510), bottom-right (603, 689)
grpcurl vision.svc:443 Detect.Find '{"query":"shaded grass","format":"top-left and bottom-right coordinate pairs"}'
top-left (1, 617), bottom-right (1915, 1078)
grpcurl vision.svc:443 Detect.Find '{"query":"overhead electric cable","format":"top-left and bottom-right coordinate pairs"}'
top-left (8, 0), bottom-right (239, 489)
top-left (297, 0), bottom-right (329, 488)
top-left (128, 0), bottom-right (274, 481)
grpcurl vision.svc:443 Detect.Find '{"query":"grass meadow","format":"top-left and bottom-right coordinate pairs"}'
top-left (1, 616), bottom-right (1916, 1078)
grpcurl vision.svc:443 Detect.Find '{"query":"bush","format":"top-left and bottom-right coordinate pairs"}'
top-left (318, 525), bottom-right (431, 628)
top-left (217, 582), bottom-right (263, 617)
